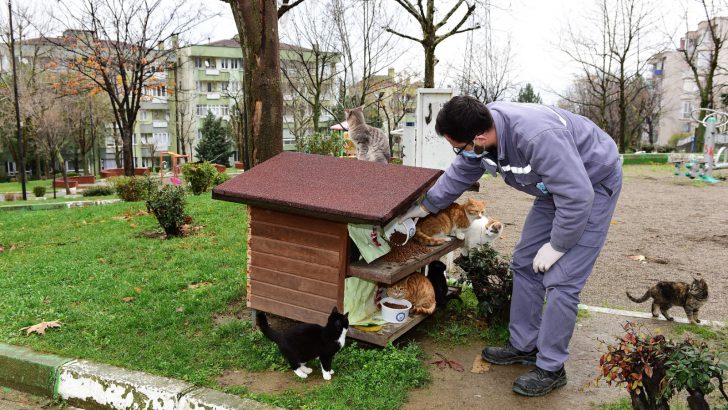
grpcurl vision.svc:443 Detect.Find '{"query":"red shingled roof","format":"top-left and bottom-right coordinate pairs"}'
top-left (212, 152), bottom-right (443, 225)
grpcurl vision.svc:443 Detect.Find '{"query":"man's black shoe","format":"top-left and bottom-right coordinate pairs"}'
top-left (512, 366), bottom-right (567, 397)
top-left (481, 342), bottom-right (538, 366)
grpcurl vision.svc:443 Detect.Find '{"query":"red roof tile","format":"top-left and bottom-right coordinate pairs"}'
top-left (212, 152), bottom-right (442, 225)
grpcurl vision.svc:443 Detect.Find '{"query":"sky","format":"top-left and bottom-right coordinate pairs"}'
top-left (17, 0), bottom-right (720, 104)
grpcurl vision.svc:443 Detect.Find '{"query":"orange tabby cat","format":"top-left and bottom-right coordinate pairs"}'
top-left (414, 198), bottom-right (486, 246)
top-left (386, 273), bottom-right (436, 315)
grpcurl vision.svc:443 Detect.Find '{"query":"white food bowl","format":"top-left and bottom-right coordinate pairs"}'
top-left (380, 297), bottom-right (412, 324)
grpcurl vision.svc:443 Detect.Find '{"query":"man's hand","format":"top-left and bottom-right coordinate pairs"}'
top-left (399, 203), bottom-right (430, 222)
top-left (532, 243), bottom-right (565, 273)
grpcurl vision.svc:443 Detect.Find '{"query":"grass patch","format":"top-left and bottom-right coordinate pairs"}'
top-left (421, 287), bottom-right (482, 345)
top-left (577, 307), bottom-right (591, 322)
top-left (670, 323), bottom-right (718, 340)
top-left (0, 194), bottom-right (430, 409)
top-left (0, 179), bottom-right (53, 193)
top-left (598, 398), bottom-right (691, 410)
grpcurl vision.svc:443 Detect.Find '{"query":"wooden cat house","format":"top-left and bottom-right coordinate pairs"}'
top-left (212, 152), bottom-right (463, 345)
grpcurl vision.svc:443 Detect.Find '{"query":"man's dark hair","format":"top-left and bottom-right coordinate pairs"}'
top-left (435, 95), bottom-right (494, 143)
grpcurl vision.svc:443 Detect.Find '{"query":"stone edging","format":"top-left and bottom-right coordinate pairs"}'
top-left (0, 343), bottom-right (280, 409)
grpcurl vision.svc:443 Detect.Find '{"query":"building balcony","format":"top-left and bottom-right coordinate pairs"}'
top-left (205, 68), bottom-right (220, 75)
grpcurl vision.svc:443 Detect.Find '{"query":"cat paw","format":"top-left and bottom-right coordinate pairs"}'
top-left (322, 372), bottom-right (332, 381)
top-left (301, 366), bottom-right (313, 374)
top-left (455, 232), bottom-right (465, 240)
top-left (694, 319), bottom-right (701, 324)
top-left (294, 368), bottom-right (309, 378)
top-left (444, 237), bottom-right (452, 242)
top-left (666, 317), bottom-right (674, 321)
top-left (329, 369), bottom-right (335, 374)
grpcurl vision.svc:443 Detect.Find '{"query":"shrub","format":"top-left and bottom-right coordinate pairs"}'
top-left (181, 162), bottom-right (217, 195)
top-left (145, 185), bottom-right (188, 237)
top-left (109, 176), bottom-right (154, 202)
top-left (669, 132), bottom-right (691, 147)
top-left (454, 244), bottom-right (512, 323)
top-left (296, 133), bottom-right (347, 156)
top-left (211, 171), bottom-right (231, 187)
top-left (597, 322), bottom-right (728, 409)
top-left (33, 186), bottom-right (46, 197)
top-left (82, 185), bottom-right (115, 197)
top-left (3, 193), bottom-right (17, 201)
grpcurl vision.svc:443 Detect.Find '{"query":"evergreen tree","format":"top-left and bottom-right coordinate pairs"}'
top-left (515, 83), bottom-right (542, 104)
top-left (196, 112), bottom-right (233, 166)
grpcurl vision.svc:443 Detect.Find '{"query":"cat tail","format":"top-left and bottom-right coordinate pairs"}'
top-left (626, 290), bottom-right (651, 303)
top-left (411, 303), bottom-right (436, 315)
top-left (414, 229), bottom-right (445, 246)
top-left (256, 311), bottom-right (280, 343)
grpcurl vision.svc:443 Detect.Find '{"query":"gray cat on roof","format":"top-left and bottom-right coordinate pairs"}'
top-left (345, 106), bottom-right (391, 163)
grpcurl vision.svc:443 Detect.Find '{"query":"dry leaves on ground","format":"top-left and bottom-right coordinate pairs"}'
top-left (431, 353), bottom-right (464, 372)
top-left (470, 355), bottom-right (491, 374)
top-left (186, 282), bottom-right (211, 291)
top-left (112, 210), bottom-right (149, 220)
top-left (626, 255), bottom-right (646, 262)
top-left (122, 297), bottom-right (135, 303)
top-left (20, 320), bottom-right (63, 336)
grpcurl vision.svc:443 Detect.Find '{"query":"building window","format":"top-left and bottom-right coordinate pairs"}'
top-left (194, 57), bottom-right (203, 68)
top-left (221, 105), bottom-right (229, 116)
top-left (207, 82), bottom-right (213, 92)
top-left (205, 58), bottom-right (215, 68)
top-left (197, 105), bottom-right (208, 116)
top-left (220, 58), bottom-right (229, 69)
top-left (231, 58), bottom-right (240, 69)
top-left (140, 110), bottom-right (147, 121)
top-left (680, 101), bottom-right (693, 119)
top-left (222, 82), bottom-right (229, 91)
top-left (682, 123), bottom-right (692, 133)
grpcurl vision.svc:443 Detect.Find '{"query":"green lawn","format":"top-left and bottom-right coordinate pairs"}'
top-left (0, 194), bottom-right (429, 409)
top-left (0, 179), bottom-right (53, 193)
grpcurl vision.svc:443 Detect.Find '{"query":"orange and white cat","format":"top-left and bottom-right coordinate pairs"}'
top-left (386, 273), bottom-right (436, 315)
top-left (414, 198), bottom-right (486, 246)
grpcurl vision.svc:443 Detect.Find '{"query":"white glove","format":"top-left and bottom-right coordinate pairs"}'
top-left (399, 203), bottom-right (430, 222)
top-left (532, 243), bottom-right (565, 273)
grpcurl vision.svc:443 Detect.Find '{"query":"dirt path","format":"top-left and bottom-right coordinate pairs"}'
top-left (466, 166), bottom-right (728, 322)
top-left (404, 311), bottom-right (720, 410)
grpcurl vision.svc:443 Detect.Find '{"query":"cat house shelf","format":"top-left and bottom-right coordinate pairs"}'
top-left (212, 152), bottom-right (444, 343)
top-left (348, 312), bottom-right (430, 346)
top-left (348, 239), bottom-right (463, 285)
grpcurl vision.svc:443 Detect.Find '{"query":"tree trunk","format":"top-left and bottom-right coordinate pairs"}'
top-left (57, 150), bottom-right (71, 195)
top-left (619, 77), bottom-right (627, 152)
top-left (424, 43), bottom-right (436, 88)
top-left (122, 125), bottom-right (135, 176)
top-left (229, 0), bottom-right (283, 167)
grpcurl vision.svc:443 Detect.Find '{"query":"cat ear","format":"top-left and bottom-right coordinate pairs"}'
top-left (344, 312), bottom-right (349, 318)
top-left (332, 306), bottom-right (339, 314)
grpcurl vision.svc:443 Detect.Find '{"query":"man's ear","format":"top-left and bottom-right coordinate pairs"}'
top-left (473, 132), bottom-right (489, 145)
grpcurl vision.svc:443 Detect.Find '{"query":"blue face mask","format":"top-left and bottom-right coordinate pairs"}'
top-left (460, 149), bottom-right (488, 159)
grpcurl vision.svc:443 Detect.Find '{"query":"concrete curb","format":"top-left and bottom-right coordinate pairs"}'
top-left (578, 304), bottom-right (725, 327)
top-left (0, 343), bottom-right (281, 410)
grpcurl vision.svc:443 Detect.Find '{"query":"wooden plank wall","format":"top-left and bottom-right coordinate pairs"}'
top-left (248, 207), bottom-right (348, 326)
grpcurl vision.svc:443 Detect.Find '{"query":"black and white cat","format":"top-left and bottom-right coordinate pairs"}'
top-left (256, 307), bottom-right (349, 380)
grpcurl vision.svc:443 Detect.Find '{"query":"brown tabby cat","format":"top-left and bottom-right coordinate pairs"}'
top-left (414, 198), bottom-right (486, 246)
top-left (386, 273), bottom-right (436, 315)
top-left (626, 277), bottom-right (708, 324)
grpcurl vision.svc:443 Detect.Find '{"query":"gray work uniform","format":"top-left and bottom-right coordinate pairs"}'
top-left (422, 101), bottom-right (622, 371)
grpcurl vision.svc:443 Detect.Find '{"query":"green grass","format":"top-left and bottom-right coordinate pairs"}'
top-left (598, 397), bottom-right (691, 410)
top-left (0, 179), bottom-right (53, 193)
top-left (670, 324), bottom-right (718, 340)
top-left (0, 194), bottom-right (430, 409)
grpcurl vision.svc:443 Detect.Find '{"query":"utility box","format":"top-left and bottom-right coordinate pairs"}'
top-left (403, 88), bottom-right (455, 170)
top-left (212, 152), bottom-right (461, 345)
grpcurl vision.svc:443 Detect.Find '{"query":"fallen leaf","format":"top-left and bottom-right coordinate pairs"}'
top-left (20, 320), bottom-right (62, 336)
top-left (176, 306), bottom-right (184, 313)
top-left (470, 355), bottom-right (491, 374)
top-left (42, 297), bottom-right (51, 305)
top-left (431, 353), bottom-right (464, 372)
top-left (98, 258), bottom-right (107, 264)
top-left (611, 220), bottom-right (619, 225)
top-left (122, 297), bottom-right (135, 303)
top-left (133, 287), bottom-right (142, 293)
top-left (627, 255), bottom-right (646, 261)
top-left (129, 223), bottom-right (137, 228)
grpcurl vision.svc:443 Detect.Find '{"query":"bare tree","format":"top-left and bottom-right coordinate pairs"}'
top-left (329, 0), bottom-right (403, 111)
top-left (387, 0), bottom-right (480, 88)
top-left (280, 3), bottom-right (340, 134)
top-left (452, 36), bottom-right (516, 103)
top-left (560, 0), bottom-right (654, 151)
top-left (377, 70), bottom-right (420, 152)
top-left (222, 0), bottom-right (305, 168)
top-left (676, 1), bottom-right (728, 149)
top-left (46, 0), bottom-right (205, 176)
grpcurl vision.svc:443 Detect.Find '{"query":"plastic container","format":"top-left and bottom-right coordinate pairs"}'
top-left (380, 297), bottom-right (412, 324)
